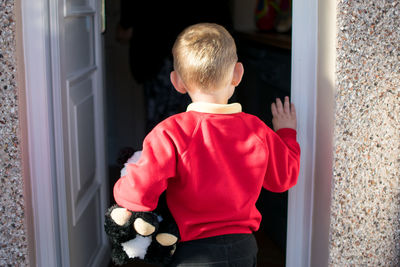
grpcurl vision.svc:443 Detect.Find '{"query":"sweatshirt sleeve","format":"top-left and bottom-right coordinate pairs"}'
top-left (113, 126), bottom-right (177, 211)
top-left (263, 128), bottom-right (301, 192)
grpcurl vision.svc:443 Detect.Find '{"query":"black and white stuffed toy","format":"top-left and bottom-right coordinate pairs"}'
top-left (104, 151), bottom-right (180, 266)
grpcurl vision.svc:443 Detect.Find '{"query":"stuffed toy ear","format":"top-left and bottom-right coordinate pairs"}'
top-left (144, 216), bottom-right (180, 266)
top-left (154, 195), bottom-right (180, 247)
top-left (105, 205), bottom-right (136, 243)
top-left (156, 221), bottom-right (179, 246)
top-left (132, 211), bottom-right (160, 236)
top-left (110, 207), bottom-right (132, 226)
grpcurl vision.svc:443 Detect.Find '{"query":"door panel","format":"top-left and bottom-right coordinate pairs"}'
top-left (69, 193), bottom-right (102, 267)
top-left (67, 76), bottom-right (100, 225)
top-left (65, 16), bottom-right (95, 75)
top-left (58, 0), bottom-right (109, 265)
top-left (66, 0), bottom-right (93, 13)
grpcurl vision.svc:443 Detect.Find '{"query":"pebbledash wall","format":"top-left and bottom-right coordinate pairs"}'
top-left (329, 0), bottom-right (400, 266)
top-left (0, 0), bottom-right (399, 266)
top-left (0, 0), bottom-right (30, 266)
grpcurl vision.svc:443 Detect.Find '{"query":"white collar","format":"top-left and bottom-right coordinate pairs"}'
top-left (186, 102), bottom-right (242, 114)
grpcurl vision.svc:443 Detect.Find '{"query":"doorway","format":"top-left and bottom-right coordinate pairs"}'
top-left (104, 1), bottom-right (294, 266)
top-left (21, 0), bottom-right (317, 265)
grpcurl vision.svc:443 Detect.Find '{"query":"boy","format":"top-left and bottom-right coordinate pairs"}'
top-left (113, 23), bottom-right (300, 266)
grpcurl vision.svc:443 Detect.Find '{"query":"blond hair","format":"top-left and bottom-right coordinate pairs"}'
top-left (172, 23), bottom-right (238, 91)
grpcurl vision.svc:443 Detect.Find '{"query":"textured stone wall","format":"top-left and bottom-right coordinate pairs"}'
top-left (330, 0), bottom-right (400, 266)
top-left (0, 0), bottom-right (29, 266)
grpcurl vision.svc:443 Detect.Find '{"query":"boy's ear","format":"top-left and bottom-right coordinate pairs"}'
top-left (170, 71), bottom-right (187, 94)
top-left (231, 62), bottom-right (244, 87)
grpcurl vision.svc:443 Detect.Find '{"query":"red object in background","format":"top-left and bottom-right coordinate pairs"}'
top-left (255, 0), bottom-right (292, 33)
top-left (255, 0), bottom-right (278, 31)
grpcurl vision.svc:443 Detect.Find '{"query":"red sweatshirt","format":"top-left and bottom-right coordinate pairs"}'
top-left (114, 102), bottom-right (300, 242)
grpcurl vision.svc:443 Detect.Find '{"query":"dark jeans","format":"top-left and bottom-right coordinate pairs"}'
top-left (167, 234), bottom-right (258, 267)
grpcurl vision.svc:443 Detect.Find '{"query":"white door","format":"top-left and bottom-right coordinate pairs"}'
top-left (56, 0), bottom-right (108, 266)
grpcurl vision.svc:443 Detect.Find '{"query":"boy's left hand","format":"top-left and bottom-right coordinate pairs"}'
top-left (271, 96), bottom-right (297, 131)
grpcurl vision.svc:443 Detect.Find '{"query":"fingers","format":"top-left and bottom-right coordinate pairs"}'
top-left (291, 103), bottom-right (297, 118)
top-left (271, 96), bottom-right (297, 131)
top-left (284, 96), bottom-right (290, 114)
top-left (271, 102), bottom-right (278, 117)
top-left (275, 98), bottom-right (284, 113)
top-left (272, 97), bottom-right (292, 116)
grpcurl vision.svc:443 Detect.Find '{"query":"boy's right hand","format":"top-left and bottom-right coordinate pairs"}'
top-left (271, 96), bottom-right (297, 131)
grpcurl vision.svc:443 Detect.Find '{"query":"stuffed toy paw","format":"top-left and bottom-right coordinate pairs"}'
top-left (105, 204), bottom-right (179, 266)
top-left (105, 150), bottom-right (180, 266)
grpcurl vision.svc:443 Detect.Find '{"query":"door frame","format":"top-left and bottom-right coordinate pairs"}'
top-left (20, 0), bottom-right (109, 266)
top-left (286, 0), bottom-right (318, 266)
top-left (20, 0), bottom-right (62, 265)
top-left (20, 0), bottom-right (318, 266)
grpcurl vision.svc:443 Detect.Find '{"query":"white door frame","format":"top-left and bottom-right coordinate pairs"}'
top-left (20, 0), bottom-right (318, 266)
top-left (286, 0), bottom-right (318, 266)
top-left (20, 0), bottom-right (109, 266)
top-left (21, 0), bottom-right (62, 265)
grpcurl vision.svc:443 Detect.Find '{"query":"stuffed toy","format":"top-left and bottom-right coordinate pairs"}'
top-left (104, 150), bottom-right (180, 266)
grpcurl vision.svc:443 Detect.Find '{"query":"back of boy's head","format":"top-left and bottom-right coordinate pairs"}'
top-left (172, 23), bottom-right (238, 91)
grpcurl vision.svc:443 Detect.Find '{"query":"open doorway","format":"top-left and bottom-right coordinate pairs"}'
top-left (104, 1), bottom-right (292, 266)
top-left (20, 0), bottom-right (317, 264)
